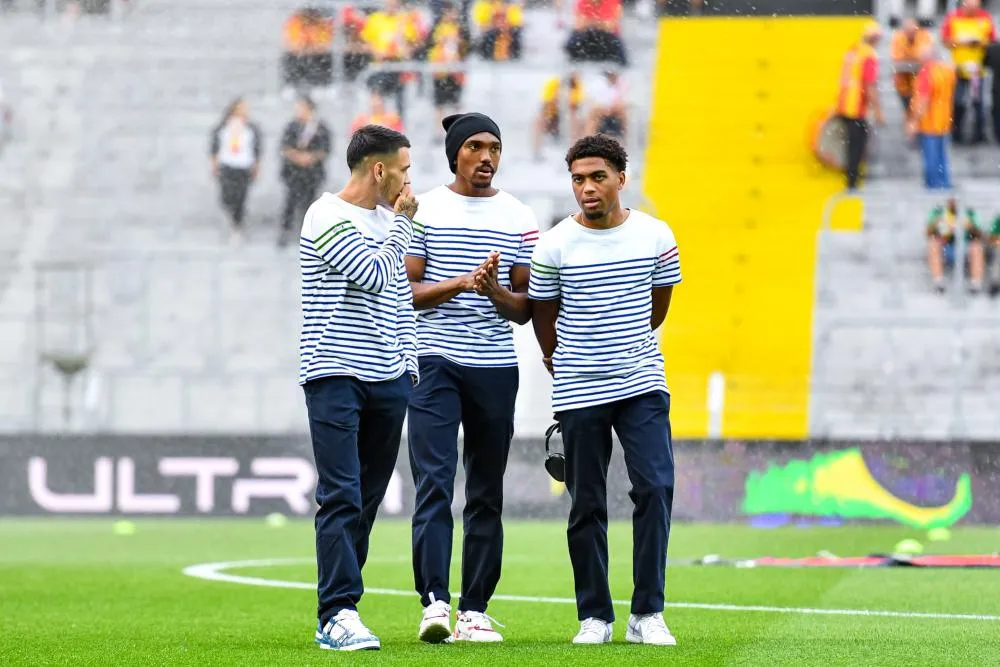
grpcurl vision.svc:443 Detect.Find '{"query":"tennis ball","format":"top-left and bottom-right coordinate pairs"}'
top-left (112, 520), bottom-right (136, 536)
top-left (265, 512), bottom-right (288, 528)
top-left (927, 527), bottom-right (952, 542)
top-left (893, 538), bottom-right (924, 555)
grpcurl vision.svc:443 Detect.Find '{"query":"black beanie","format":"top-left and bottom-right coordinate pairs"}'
top-left (443, 112), bottom-right (501, 173)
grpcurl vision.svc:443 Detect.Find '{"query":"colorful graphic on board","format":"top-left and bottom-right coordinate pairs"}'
top-left (742, 447), bottom-right (972, 529)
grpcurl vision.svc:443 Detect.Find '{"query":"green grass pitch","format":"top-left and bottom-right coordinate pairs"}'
top-left (3, 519), bottom-right (998, 665)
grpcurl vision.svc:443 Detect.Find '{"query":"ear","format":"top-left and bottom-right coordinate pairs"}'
top-left (618, 171), bottom-right (626, 190)
top-left (373, 160), bottom-right (384, 182)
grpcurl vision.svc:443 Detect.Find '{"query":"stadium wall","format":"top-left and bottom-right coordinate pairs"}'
top-left (1, 436), bottom-right (995, 529)
top-left (644, 16), bottom-right (868, 440)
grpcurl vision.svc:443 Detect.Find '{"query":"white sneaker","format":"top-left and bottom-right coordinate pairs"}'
top-left (572, 617), bottom-right (613, 645)
top-left (315, 609), bottom-right (380, 651)
top-left (625, 613), bottom-right (676, 646)
top-left (419, 600), bottom-right (452, 644)
top-left (453, 611), bottom-right (504, 642)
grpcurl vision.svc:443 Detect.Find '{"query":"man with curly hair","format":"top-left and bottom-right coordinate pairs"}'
top-left (528, 134), bottom-right (681, 647)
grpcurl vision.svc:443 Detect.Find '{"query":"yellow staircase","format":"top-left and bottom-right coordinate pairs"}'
top-left (644, 17), bottom-right (867, 439)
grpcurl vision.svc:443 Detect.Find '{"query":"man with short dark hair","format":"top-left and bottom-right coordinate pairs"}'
top-left (529, 134), bottom-right (680, 647)
top-left (406, 112), bottom-right (538, 643)
top-left (300, 124), bottom-right (419, 651)
top-left (279, 95), bottom-right (331, 247)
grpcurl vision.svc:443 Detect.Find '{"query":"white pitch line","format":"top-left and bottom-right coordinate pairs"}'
top-left (181, 558), bottom-right (1000, 623)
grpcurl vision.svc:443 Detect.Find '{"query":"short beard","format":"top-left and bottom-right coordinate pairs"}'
top-left (583, 209), bottom-right (604, 221)
top-left (377, 182), bottom-right (396, 207)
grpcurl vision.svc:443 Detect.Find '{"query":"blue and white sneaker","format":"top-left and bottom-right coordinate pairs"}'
top-left (314, 610), bottom-right (381, 651)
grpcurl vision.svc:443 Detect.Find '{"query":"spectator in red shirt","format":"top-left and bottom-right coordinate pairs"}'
top-left (281, 7), bottom-right (335, 98)
top-left (340, 5), bottom-right (372, 83)
top-left (941, 0), bottom-right (996, 143)
top-left (835, 22), bottom-right (884, 190)
top-left (565, 0), bottom-right (627, 66)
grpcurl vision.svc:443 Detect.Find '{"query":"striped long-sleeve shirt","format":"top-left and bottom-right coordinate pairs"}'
top-left (298, 193), bottom-right (418, 385)
top-left (528, 210), bottom-right (681, 412)
top-left (408, 186), bottom-right (538, 367)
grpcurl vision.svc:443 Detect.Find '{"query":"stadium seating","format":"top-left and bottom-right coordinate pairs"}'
top-left (642, 9), bottom-right (999, 441)
top-left (0, 0), bottom-right (656, 433)
top-left (0, 1), bottom-right (997, 438)
top-left (814, 180), bottom-right (1000, 440)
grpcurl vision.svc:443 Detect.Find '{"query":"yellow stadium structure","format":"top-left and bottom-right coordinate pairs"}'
top-left (644, 17), bottom-right (868, 439)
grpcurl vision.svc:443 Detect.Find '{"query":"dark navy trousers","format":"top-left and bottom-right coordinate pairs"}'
top-left (407, 355), bottom-right (518, 612)
top-left (557, 390), bottom-right (675, 623)
top-left (303, 373), bottom-right (413, 625)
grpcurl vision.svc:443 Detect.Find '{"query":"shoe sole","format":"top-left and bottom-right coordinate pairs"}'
top-left (419, 623), bottom-right (452, 644)
top-left (315, 638), bottom-right (381, 651)
top-left (315, 633), bottom-right (381, 651)
top-left (625, 631), bottom-right (676, 646)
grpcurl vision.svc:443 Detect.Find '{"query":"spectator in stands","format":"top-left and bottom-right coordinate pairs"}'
top-left (926, 198), bottom-right (986, 293)
top-left (350, 91), bottom-right (405, 135)
top-left (362, 0), bottom-right (426, 121)
top-left (887, 0), bottom-right (936, 29)
top-left (941, 0), bottom-right (995, 144)
top-left (988, 213), bottom-right (1000, 296)
top-left (431, 0), bottom-right (473, 41)
top-left (429, 4), bottom-right (467, 140)
top-left (533, 72), bottom-right (584, 161)
top-left (282, 7), bottom-right (335, 100)
top-left (341, 5), bottom-right (372, 83)
top-left (210, 98), bottom-right (262, 240)
top-left (565, 0), bottom-right (628, 67)
top-left (472, 0), bottom-right (523, 60)
top-left (907, 44), bottom-right (956, 189)
top-left (891, 19), bottom-right (934, 121)
top-left (585, 70), bottom-right (627, 141)
top-left (983, 40), bottom-right (1000, 143)
top-left (836, 21), bottom-right (885, 191)
top-left (279, 96), bottom-right (331, 247)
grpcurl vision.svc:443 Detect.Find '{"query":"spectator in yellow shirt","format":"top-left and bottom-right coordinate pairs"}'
top-left (472, 0), bottom-right (523, 60)
top-left (361, 0), bottom-right (426, 121)
top-left (429, 4), bottom-right (467, 139)
top-left (533, 72), bottom-right (583, 161)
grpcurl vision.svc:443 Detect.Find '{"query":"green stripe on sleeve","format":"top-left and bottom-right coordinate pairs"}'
top-left (314, 220), bottom-right (354, 253)
top-left (530, 261), bottom-right (559, 276)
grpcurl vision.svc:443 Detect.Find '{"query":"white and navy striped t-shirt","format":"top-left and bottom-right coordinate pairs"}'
top-left (408, 186), bottom-right (539, 367)
top-left (528, 210), bottom-right (681, 412)
top-left (298, 193), bottom-right (418, 385)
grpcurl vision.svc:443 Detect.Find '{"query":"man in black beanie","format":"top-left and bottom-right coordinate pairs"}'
top-left (405, 112), bottom-right (539, 643)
